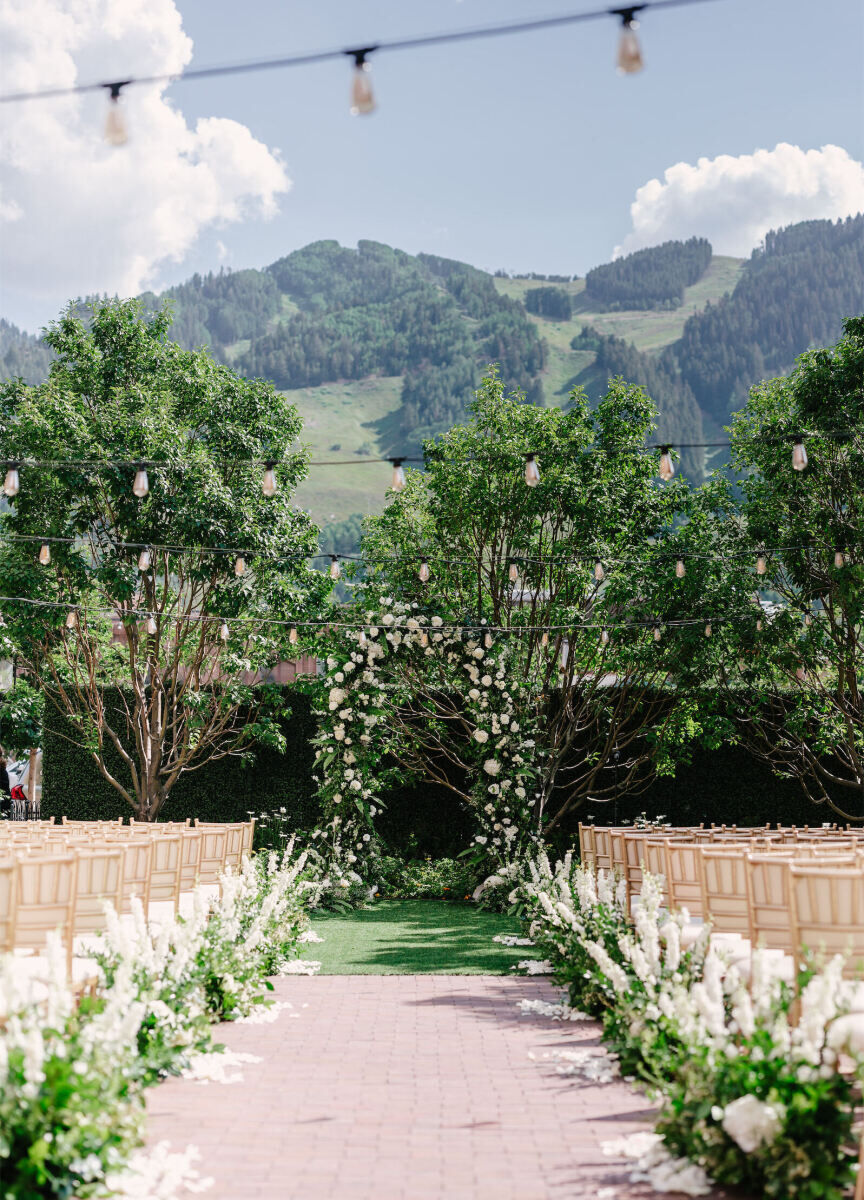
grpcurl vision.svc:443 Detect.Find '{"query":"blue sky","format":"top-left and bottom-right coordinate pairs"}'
top-left (1, 0), bottom-right (862, 329)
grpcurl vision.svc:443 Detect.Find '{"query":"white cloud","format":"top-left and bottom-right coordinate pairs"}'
top-left (0, 0), bottom-right (290, 308)
top-left (614, 143), bottom-right (864, 259)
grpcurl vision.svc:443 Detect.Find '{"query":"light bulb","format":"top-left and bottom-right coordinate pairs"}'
top-left (104, 83), bottom-right (128, 146)
top-left (509, 562), bottom-right (520, 584)
top-left (796, 665), bottom-right (805, 682)
top-left (235, 556), bottom-right (245, 577)
top-left (262, 462), bottom-right (277, 497)
top-left (804, 612), bottom-right (812, 627)
top-left (219, 621), bottom-right (229, 642)
top-left (704, 622), bottom-right (712, 637)
top-left (792, 439), bottom-right (808, 471)
top-left (329, 557), bottom-right (341, 581)
top-left (484, 632), bottom-right (493, 649)
top-left (358, 630), bottom-right (367, 648)
top-left (594, 559), bottom-right (605, 583)
top-left (658, 447), bottom-right (674, 482)
top-left (39, 543), bottom-right (50, 565)
top-left (289, 627), bottom-right (298, 645)
top-left (113, 622), bottom-right (123, 635)
top-left (138, 549), bottom-right (150, 571)
top-left (737, 657), bottom-right (746, 672)
top-left (418, 561), bottom-right (430, 583)
top-left (616, 12), bottom-right (644, 74)
top-left (524, 454), bottom-right (540, 487)
top-left (350, 51), bottom-right (376, 115)
top-left (835, 550), bottom-right (846, 568)
top-left (390, 460), bottom-right (405, 492)
top-left (3, 466), bottom-right (19, 498)
top-left (675, 558), bottom-right (686, 579)
top-left (653, 626), bottom-right (661, 642)
top-left (540, 631), bottom-right (549, 647)
top-left (146, 615), bottom-right (157, 635)
top-left (756, 618), bottom-right (763, 632)
top-left (420, 631), bottom-right (429, 648)
top-left (65, 610), bottom-right (77, 630)
top-left (756, 554), bottom-right (767, 575)
top-left (600, 629), bottom-right (610, 646)
top-left (132, 467), bottom-right (149, 498)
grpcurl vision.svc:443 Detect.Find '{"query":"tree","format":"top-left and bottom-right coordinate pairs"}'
top-left (0, 300), bottom-right (328, 820)
top-left (671, 318), bottom-right (864, 819)
top-left (352, 370), bottom-right (693, 841)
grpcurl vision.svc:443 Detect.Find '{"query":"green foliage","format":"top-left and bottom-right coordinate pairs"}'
top-left (0, 678), bottom-right (43, 751)
top-left (678, 215), bottom-right (864, 421)
top-left (524, 285), bottom-right (573, 320)
top-left (375, 855), bottom-right (480, 900)
top-left (585, 237), bottom-right (712, 310)
top-left (140, 267), bottom-right (282, 352)
top-left (0, 318), bottom-right (54, 384)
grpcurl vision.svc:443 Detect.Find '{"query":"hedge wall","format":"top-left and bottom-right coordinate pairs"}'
top-left (41, 687), bottom-right (320, 827)
top-left (42, 688), bottom-right (840, 841)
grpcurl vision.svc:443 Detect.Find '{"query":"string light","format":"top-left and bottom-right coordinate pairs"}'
top-left (348, 48), bottom-right (376, 115)
top-left (658, 446), bottom-right (674, 482)
top-left (756, 553), bottom-right (767, 575)
top-left (132, 465), bottom-right (149, 498)
top-left (219, 620), bottom-right (230, 642)
top-left (524, 454), bottom-right (540, 487)
top-left (804, 612), bottom-right (812, 627)
top-left (65, 609), bottom-right (77, 630)
top-left (704, 622), bottom-right (712, 637)
top-left (138, 548), bottom-right (151, 571)
top-left (834, 550), bottom-right (846, 568)
top-left (792, 437), bottom-right (808, 472)
top-left (509, 562), bottom-right (521, 584)
top-left (594, 559), bottom-right (605, 583)
top-left (614, 6), bottom-right (644, 73)
top-left (329, 556), bottom-right (341, 581)
top-left (796, 664), bottom-right (806, 682)
top-left (756, 617), bottom-right (763, 632)
top-left (145, 614), bottom-right (157, 635)
top-left (484, 631), bottom-right (493, 648)
top-left (39, 543), bottom-right (50, 565)
top-left (420, 631), bottom-right (429, 648)
top-left (289, 626), bottom-right (298, 644)
top-left (675, 558), bottom-right (686, 579)
top-left (3, 465), bottom-right (20, 498)
top-left (234, 556), bottom-right (246, 577)
top-left (103, 82), bottom-right (129, 146)
top-left (540, 631), bottom-right (549, 647)
top-left (357, 630), bottom-right (367, 647)
top-left (390, 458), bottom-right (406, 492)
top-left (418, 561), bottom-right (430, 583)
top-left (600, 629), bottom-right (610, 645)
top-left (653, 625), bottom-right (662, 641)
top-left (262, 462), bottom-right (277, 497)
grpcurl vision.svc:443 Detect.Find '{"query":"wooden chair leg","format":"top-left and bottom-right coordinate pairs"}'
top-left (855, 1118), bottom-right (864, 1200)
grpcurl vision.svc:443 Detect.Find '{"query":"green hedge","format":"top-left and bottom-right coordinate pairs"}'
top-left (42, 690), bottom-right (838, 838)
top-left (41, 688), bottom-right (320, 826)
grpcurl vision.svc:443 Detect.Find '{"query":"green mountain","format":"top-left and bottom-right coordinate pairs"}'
top-left (2, 216), bottom-right (860, 535)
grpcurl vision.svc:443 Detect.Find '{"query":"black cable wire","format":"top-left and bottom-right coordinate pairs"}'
top-left (0, 0), bottom-right (725, 105)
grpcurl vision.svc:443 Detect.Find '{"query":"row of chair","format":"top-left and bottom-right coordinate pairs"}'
top-left (0, 819), bottom-right (255, 975)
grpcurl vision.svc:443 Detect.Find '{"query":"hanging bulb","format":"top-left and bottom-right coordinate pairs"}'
top-left (65, 609), bottom-right (77, 630)
top-left (289, 626), bottom-right (298, 645)
top-left (39, 543), bottom-right (50, 565)
top-left (834, 549), bottom-right (846, 568)
top-left (704, 622), bottom-right (712, 637)
top-left (540, 631), bottom-right (549, 647)
top-left (615, 9), bottom-right (644, 74)
top-left (796, 664), bottom-right (806, 682)
top-left (234, 556), bottom-right (246, 577)
top-left (138, 548), bottom-right (151, 571)
top-left (675, 558), bottom-right (686, 579)
top-left (658, 446), bottom-right (674, 482)
top-left (357, 629), bottom-right (367, 648)
top-left (132, 465), bottom-right (149, 498)
top-left (219, 621), bottom-right (229, 642)
top-left (653, 626), bottom-right (661, 642)
top-left (756, 617), bottom-right (763, 632)
top-left (390, 459), bottom-right (405, 492)
top-left (508, 562), bottom-right (520, 584)
top-left (756, 554), bottom-right (767, 575)
top-left (792, 437), bottom-right (808, 472)
top-left (349, 49), bottom-right (376, 115)
top-left (3, 464), bottom-right (20, 498)
top-left (594, 559), bottom-right (605, 583)
top-left (484, 632), bottom-right (493, 649)
top-left (737, 657), bottom-right (746, 672)
top-left (329, 556), bottom-right (341, 581)
top-left (103, 82), bottom-right (129, 146)
top-left (262, 461), bottom-right (277, 497)
top-left (113, 621), bottom-right (123, 636)
top-left (804, 612), bottom-right (812, 627)
top-left (600, 629), bottom-right (610, 646)
top-left (146, 615), bottom-right (157, 635)
top-left (418, 561), bottom-right (430, 583)
top-left (420, 631), bottom-right (429, 648)
top-left (524, 453), bottom-right (540, 487)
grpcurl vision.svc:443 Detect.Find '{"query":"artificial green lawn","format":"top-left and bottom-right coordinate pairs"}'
top-left (300, 899), bottom-right (540, 975)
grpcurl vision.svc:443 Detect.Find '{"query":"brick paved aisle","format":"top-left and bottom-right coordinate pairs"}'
top-left (145, 974), bottom-right (738, 1200)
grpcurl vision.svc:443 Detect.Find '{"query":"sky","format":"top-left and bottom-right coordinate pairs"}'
top-left (1, 0), bottom-right (863, 332)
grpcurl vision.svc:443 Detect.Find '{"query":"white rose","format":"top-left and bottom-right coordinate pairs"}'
top-left (329, 687), bottom-right (346, 706)
top-left (474, 835), bottom-right (488, 845)
top-left (473, 647), bottom-right (484, 659)
top-left (349, 779), bottom-right (362, 791)
top-left (483, 759), bottom-right (501, 776)
top-left (721, 1095), bottom-right (785, 1154)
top-left (515, 787), bottom-right (526, 798)
top-left (481, 675), bottom-right (492, 687)
top-left (473, 729), bottom-right (489, 744)
top-left (431, 616), bottom-right (443, 627)
top-left (469, 688), bottom-right (480, 700)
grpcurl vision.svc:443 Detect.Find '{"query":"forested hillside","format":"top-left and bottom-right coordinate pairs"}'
top-left (1, 216), bottom-right (859, 530)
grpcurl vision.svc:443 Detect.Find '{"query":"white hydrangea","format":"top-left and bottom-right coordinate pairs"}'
top-left (483, 759), bottom-right (501, 776)
top-left (473, 729), bottom-right (489, 744)
top-left (719, 1095), bottom-right (785, 1153)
